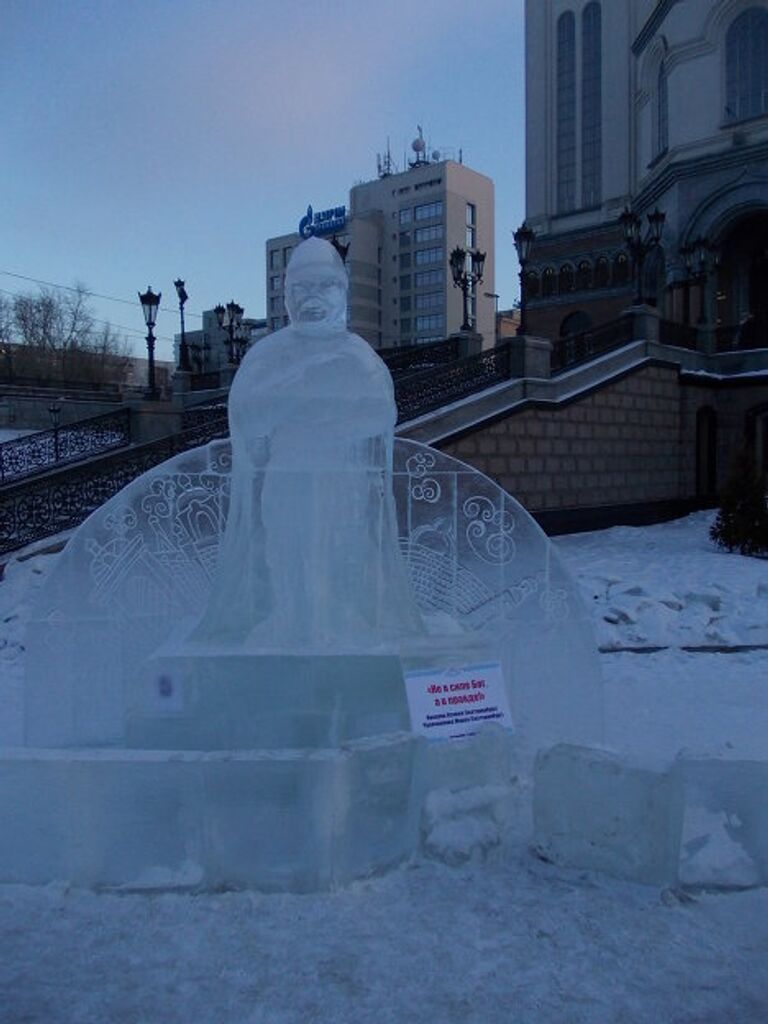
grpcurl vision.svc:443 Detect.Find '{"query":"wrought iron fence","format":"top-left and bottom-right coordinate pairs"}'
top-left (715, 317), bottom-right (768, 352)
top-left (0, 415), bottom-right (229, 556)
top-left (659, 319), bottom-right (699, 350)
top-left (182, 403), bottom-right (229, 430)
top-left (550, 316), bottom-right (635, 375)
top-left (380, 336), bottom-right (461, 377)
top-left (395, 343), bottom-right (515, 423)
top-left (0, 407), bottom-right (132, 486)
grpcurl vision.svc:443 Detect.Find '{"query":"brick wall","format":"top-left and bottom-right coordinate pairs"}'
top-left (441, 364), bottom-right (684, 512)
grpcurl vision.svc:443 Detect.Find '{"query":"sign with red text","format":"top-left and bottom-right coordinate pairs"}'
top-left (404, 662), bottom-right (512, 740)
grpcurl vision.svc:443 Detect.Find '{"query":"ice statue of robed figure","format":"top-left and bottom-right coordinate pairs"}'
top-left (194, 236), bottom-right (422, 651)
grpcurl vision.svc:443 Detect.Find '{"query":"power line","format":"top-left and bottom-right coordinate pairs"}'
top-left (0, 286), bottom-right (175, 343)
top-left (0, 269), bottom-right (204, 320)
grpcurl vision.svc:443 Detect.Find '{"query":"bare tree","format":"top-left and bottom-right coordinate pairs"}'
top-left (3, 285), bottom-right (131, 386)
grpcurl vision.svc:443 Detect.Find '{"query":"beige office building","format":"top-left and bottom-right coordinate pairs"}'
top-left (266, 156), bottom-right (495, 350)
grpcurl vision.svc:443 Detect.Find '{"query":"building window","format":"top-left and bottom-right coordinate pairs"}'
top-left (594, 256), bottom-right (610, 287)
top-left (557, 11), bottom-right (577, 213)
top-left (415, 291), bottom-right (443, 310)
top-left (269, 250), bottom-right (280, 271)
top-left (415, 247), bottom-right (443, 266)
top-left (400, 253), bottom-right (411, 269)
top-left (269, 275), bottom-right (281, 291)
top-left (415, 269), bottom-right (444, 287)
top-left (725, 8), bottom-right (768, 122)
top-left (282, 247), bottom-right (293, 267)
top-left (414, 224), bottom-right (443, 243)
top-left (399, 208), bottom-right (412, 224)
top-left (656, 62), bottom-right (669, 156)
top-left (542, 267), bottom-right (556, 297)
top-left (414, 200), bottom-right (444, 221)
top-left (416, 314), bottom-right (444, 332)
top-left (559, 264), bottom-right (575, 292)
top-left (400, 274), bottom-right (411, 290)
top-left (613, 252), bottom-right (630, 286)
top-left (576, 260), bottom-right (592, 290)
top-left (560, 310), bottom-right (592, 337)
top-left (400, 230), bottom-right (412, 247)
top-left (526, 271), bottom-right (540, 299)
top-left (400, 319), bottom-right (411, 334)
top-left (581, 2), bottom-right (602, 207)
top-left (270, 317), bottom-right (281, 330)
top-left (400, 295), bottom-right (411, 311)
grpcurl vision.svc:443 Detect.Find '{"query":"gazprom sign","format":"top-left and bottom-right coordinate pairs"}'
top-left (299, 203), bottom-right (347, 239)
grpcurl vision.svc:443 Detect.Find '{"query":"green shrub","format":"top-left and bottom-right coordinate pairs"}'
top-left (710, 451), bottom-right (768, 556)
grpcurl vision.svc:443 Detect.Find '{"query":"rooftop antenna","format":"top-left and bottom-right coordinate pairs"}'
top-left (459, 147), bottom-right (463, 164)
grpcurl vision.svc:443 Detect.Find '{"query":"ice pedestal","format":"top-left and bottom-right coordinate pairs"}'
top-left (127, 653), bottom-right (410, 750)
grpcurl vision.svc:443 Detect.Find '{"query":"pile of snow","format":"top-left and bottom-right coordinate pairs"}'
top-left (1, 513), bottom-right (767, 1021)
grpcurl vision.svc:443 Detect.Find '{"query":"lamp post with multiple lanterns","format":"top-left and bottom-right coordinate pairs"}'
top-left (513, 222), bottom-right (536, 337)
top-left (449, 246), bottom-right (486, 332)
top-left (138, 286), bottom-right (161, 399)
top-left (215, 300), bottom-right (245, 365)
top-left (619, 206), bottom-right (666, 306)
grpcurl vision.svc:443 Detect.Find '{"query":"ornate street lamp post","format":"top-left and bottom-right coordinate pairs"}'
top-left (215, 300), bottom-right (245, 365)
top-left (449, 246), bottom-right (486, 332)
top-left (174, 279), bottom-right (192, 372)
top-left (680, 237), bottom-right (719, 326)
top-left (138, 286), bottom-right (161, 399)
top-left (513, 222), bottom-right (536, 336)
top-left (619, 206), bottom-right (665, 305)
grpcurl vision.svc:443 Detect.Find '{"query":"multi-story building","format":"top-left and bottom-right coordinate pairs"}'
top-left (265, 149), bottom-right (495, 350)
top-left (524, 0), bottom-right (768, 346)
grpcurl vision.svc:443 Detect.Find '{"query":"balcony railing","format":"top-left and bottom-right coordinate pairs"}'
top-left (659, 319), bottom-right (699, 350)
top-left (379, 337), bottom-right (461, 377)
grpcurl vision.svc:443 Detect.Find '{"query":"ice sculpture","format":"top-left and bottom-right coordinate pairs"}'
top-left (7, 237), bottom-right (605, 891)
top-left (194, 236), bottom-right (421, 650)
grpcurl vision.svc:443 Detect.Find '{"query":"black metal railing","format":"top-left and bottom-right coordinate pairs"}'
top-left (379, 336), bottom-right (461, 377)
top-left (0, 407), bottom-right (132, 486)
top-left (0, 414), bottom-right (229, 556)
top-left (550, 316), bottom-right (635, 375)
top-left (659, 319), bottom-right (699, 350)
top-left (395, 343), bottom-right (515, 423)
top-left (715, 317), bottom-right (768, 352)
top-left (182, 403), bottom-right (228, 430)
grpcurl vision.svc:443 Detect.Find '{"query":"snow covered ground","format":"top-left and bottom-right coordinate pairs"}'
top-left (1, 512), bottom-right (767, 1023)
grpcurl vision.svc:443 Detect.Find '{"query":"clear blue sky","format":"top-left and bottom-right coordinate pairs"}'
top-left (2, 0), bottom-right (526, 360)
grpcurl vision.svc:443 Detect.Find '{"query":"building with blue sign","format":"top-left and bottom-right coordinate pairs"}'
top-left (265, 153), bottom-right (495, 350)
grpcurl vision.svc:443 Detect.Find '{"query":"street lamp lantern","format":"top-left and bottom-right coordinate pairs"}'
top-left (619, 207), bottom-right (665, 305)
top-left (138, 286), bottom-right (161, 399)
top-left (173, 278), bottom-right (192, 373)
top-left (215, 300), bottom-right (246, 365)
top-left (513, 222), bottom-right (535, 264)
top-left (513, 220), bottom-right (536, 336)
top-left (449, 246), bottom-right (486, 333)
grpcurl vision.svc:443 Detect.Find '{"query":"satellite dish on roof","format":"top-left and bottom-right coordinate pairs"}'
top-left (412, 136), bottom-right (426, 154)
top-left (431, 150), bottom-right (441, 162)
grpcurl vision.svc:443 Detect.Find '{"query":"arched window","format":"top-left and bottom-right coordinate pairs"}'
top-left (576, 260), bottom-right (592, 290)
top-left (726, 8), bottom-right (768, 122)
top-left (613, 252), bottom-right (630, 286)
top-left (542, 267), bottom-right (556, 297)
top-left (557, 12), bottom-right (577, 213)
top-left (594, 256), bottom-right (610, 288)
top-left (582, 2), bottom-right (602, 206)
top-left (656, 62), bottom-right (669, 156)
top-left (526, 271), bottom-right (540, 299)
top-left (559, 263), bottom-right (575, 292)
top-left (560, 311), bottom-right (592, 337)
